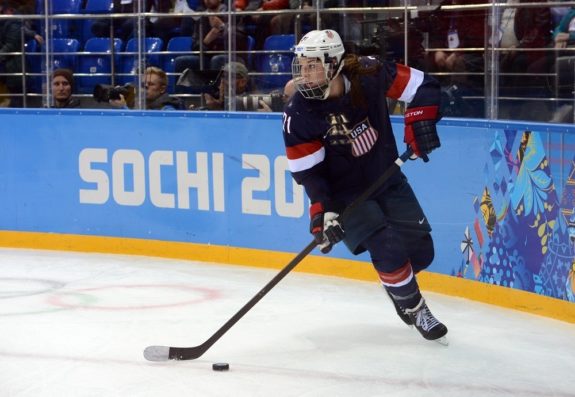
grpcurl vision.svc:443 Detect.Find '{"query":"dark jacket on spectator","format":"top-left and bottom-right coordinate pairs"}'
top-left (192, 3), bottom-right (250, 63)
top-left (429, 0), bottom-right (486, 50)
top-left (0, 18), bottom-right (23, 92)
top-left (54, 97), bottom-right (82, 109)
top-left (514, 0), bottom-right (553, 64)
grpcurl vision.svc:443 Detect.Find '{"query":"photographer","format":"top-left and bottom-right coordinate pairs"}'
top-left (106, 66), bottom-right (180, 110)
top-left (191, 62), bottom-right (283, 112)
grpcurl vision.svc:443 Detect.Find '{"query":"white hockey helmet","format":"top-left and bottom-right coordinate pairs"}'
top-left (292, 29), bottom-right (345, 100)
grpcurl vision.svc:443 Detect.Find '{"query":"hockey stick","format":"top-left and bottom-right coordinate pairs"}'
top-left (143, 148), bottom-right (414, 361)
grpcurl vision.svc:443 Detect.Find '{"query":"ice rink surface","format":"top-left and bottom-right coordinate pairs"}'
top-left (0, 248), bottom-right (573, 397)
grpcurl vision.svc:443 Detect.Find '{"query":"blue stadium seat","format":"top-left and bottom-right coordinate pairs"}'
top-left (163, 36), bottom-right (193, 91)
top-left (24, 40), bottom-right (39, 56)
top-left (186, 0), bottom-right (199, 10)
top-left (80, 0), bottom-right (114, 43)
top-left (78, 37), bottom-right (123, 94)
top-left (79, 0), bottom-right (114, 42)
top-left (35, 0), bottom-right (43, 13)
top-left (83, 0), bottom-right (114, 13)
top-left (118, 37), bottom-right (164, 85)
top-left (25, 40), bottom-right (42, 92)
top-left (51, 0), bottom-right (83, 13)
top-left (39, 0), bottom-right (83, 39)
top-left (246, 35), bottom-right (255, 69)
top-left (262, 34), bottom-right (295, 53)
top-left (26, 38), bottom-right (81, 93)
top-left (258, 34), bottom-right (295, 91)
top-left (49, 38), bottom-right (81, 71)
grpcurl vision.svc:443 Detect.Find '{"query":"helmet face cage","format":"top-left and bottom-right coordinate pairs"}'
top-left (291, 30), bottom-right (345, 100)
top-left (291, 56), bottom-right (334, 100)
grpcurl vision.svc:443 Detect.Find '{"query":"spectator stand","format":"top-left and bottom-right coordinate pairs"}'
top-left (255, 34), bottom-right (295, 91)
top-left (79, 0), bottom-right (114, 45)
top-left (117, 37), bottom-right (164, 86)
top-left (77, 37), bottom-right (124, 95)
top-left (24, 39), bottom-right (41, 96)
top-left (26, 38), bottom-right (81, 98)
top-left (37, 0), bottom-right (83, 40)
top-left (163, 36), bottom-right (194, 92)
top-left (11, 2), bottom-right (575, 118)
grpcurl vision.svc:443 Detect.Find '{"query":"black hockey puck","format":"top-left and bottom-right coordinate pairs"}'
top-left (212, 362), bottom-right (230, 371)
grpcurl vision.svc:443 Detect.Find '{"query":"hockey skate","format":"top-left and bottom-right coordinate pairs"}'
top-left (405, 298), bottom-right (448, 345)
top-left (385, 288), bottom-right (413, 327)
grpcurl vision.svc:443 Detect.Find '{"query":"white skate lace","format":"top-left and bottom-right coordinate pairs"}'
top-left (414, 305), bottom-right (440, 331)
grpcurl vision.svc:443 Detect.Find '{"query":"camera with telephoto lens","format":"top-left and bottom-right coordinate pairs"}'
top-left (92, 83), bottom-right (135, 102)
top-left (236, 92), bottom-right (284, 112)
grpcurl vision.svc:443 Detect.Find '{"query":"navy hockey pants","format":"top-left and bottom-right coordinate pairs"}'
top-left (342, 174), bottom-right (434, 274)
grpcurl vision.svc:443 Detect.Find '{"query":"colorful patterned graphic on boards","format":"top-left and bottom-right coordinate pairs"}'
top-left (454, 129), bottom-right (575, 302)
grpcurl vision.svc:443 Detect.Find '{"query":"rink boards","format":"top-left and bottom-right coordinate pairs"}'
top-left (0, 108), bottom-right (573, 322)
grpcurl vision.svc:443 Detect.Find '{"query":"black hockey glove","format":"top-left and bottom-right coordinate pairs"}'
top-left (310, 202), bottom-right (345, 254)
top-left (404, 106), bottom-right (441, 162)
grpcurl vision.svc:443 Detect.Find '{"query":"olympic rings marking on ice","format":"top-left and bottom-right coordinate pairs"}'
top-left (0, 277), bottom-right (65, 299)
top-left (45, 284), bottom-right (221, 311)
top-left (0, 292), bottom-right (96, 317)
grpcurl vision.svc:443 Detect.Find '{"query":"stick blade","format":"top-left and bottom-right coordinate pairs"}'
top-left (144, 345), bottom-right (207, 361)
top-left (169, 346), bottom-right (205, 360)
top-left (144, 345), bottom-right (171, 361)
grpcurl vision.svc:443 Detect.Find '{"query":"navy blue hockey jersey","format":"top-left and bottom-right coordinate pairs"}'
top-left (282, 58), bottom-right (440, 209)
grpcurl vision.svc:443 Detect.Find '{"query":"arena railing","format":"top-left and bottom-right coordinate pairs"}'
top-left (1, 1), bottom-right (573, 121)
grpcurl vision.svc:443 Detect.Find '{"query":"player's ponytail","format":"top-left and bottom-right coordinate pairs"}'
top-left (342, 54), bottom-right (380, 109)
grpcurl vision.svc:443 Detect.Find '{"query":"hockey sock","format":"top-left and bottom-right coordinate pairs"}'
top-left (377, 261), bottom-right (422, 311)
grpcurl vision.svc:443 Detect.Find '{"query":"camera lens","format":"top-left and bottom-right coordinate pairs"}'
top-left (93, 84), bottom-right (112, 102)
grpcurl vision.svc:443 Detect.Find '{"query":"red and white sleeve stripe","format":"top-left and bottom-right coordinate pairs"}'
top-left (386, 64), bottom-right (424, 103)
top-left (285, 141), bottom-right (325, 173)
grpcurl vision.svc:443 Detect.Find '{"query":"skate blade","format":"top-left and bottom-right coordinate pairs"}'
top-left (434, 336), bottom-right (449, 346)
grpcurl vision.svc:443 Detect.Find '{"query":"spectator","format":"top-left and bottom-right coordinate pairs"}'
top-left (551, 1), bottom-right (572, 26)
top-left (498, 0), bottom-right (553, 81)
top-left (23, 20), bottom-right (43, 46)
top-left (549, 6), bottom-right (575, 123)
top-left (190, 0), bottom-right (250, 70)
top-left (19, 2), bottom-right (44, 47)
top-left (553, 6), bottom-right (575, 50)
top-left (201, 61), bottom-right (249, 110)
top-left (269, 0), bottom-right (315, 37)
top-left (147, 0), bottom-right (194, 45)
top-left (0, 0), bottom-right (23, 107)
top-left (91, 0), bottom-right (188, 44)
top-left (51, 69), bottom-right (81, 108)
top-left (238, 0), bottom-right (289, 50)
top-left (90, 0), bottom-right (136, 42)
top-left (426, 0), bottom-right (486, 91)
top-left (109, 66), bottom-right (180, 110)
top-left (496, 0), bottom-right (553, 120)
top-left (268, 0), bottom-right (342, 38)
top-left (413, 0), bottom-right (487, 117)
top-left (190, 61), bottom-right (283, 111)
top-left (171, 0), bottom-right (197, 38)
top-left (18, 0), bottom-right (35, 14)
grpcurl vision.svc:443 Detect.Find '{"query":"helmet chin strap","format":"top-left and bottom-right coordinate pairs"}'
top-left (321, 59), bottom-right (345, 100)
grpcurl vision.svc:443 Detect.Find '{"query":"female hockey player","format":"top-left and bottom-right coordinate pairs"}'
top-left (282, 29), bottom-right (448, 343)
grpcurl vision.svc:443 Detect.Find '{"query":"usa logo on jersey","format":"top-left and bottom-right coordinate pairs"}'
top-left (325, 114), bottom-right (378, 157)
top-left (349, 119), bottom-right (378, 157)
